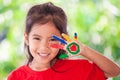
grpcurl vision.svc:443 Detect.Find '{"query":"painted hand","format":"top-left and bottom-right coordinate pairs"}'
top-left (50, 33), bottom-right (81, 59)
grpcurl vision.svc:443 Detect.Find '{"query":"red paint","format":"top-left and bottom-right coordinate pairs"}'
top-left (74, 36), bottom-right (77, 39)
top-left (50, 44), bottom-right (64, 49)
top-left (70, 44), bottom-right (77, 51)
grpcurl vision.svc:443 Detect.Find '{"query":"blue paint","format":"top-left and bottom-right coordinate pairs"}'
top-left (52, 35), bottom-right (67, 44)
top-left (74, 32), bottom-right (77, 36)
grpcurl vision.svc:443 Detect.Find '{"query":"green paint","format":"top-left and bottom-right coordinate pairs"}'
top-left (66, 42), bottom-right (80, 54)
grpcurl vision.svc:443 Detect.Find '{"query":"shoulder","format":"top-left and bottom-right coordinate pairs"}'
top-left (60, 59), bottom-right (103, 71)
top-left (55, 59), bottom-right (93, 66)
top-left (53, 59), bottom-right (94, 71)
top-left (7, 65), bottom-right (27, 80)
top-left (58, 59), bottom-right (101, 68)
top-left (54, 59), bottom-right (106, 80)
top-left (68, 59), bottom-right (106, 79)
top-left (54, 59), bottom-right (104, 74)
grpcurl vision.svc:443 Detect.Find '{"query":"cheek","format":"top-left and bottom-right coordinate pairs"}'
top-left (51, 48), bottom-right (59, 55)
top-left (29, 46), bottom-right (36, 56)
top-left (29, 42), bottom-right (38, 56)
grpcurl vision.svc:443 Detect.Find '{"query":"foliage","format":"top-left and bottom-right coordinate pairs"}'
top-left (0, 0), bottom-right (120, 80)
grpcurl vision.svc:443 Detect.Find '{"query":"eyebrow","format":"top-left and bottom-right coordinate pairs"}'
top-left (32, 34), bottom-right (53, 38)
top-left (32, 34), bottom-right (41, 37)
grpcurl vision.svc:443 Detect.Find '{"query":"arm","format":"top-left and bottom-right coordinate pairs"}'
top-left (51, 34), bottom-right (120, 77)
top-left (79, 43), bottom-right (120, 77)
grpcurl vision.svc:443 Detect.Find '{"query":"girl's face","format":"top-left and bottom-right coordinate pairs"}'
top-left (24, 22), bottom-right (61, 65)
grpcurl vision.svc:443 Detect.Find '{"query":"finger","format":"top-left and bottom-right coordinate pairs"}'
top-left (74, 32), bottom-right (77, 41)
top-left (52, 35), bottom-right (67, 44)
top-left (50, 44), bottom-right (64, 49)
top-left (58, 53), bottom-right (69, 59)
top-left (62, 33), bottom-right (71, 42)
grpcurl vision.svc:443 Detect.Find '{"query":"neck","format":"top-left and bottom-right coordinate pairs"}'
top-left (29, 60), bottom-right (50, 71)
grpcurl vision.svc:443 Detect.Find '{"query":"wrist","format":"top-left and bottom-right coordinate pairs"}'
top-left (80, 44), bottom-right (87, 56)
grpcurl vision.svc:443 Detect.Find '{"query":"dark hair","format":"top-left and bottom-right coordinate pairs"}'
top-left (25, 2), bottom-right (67, 64)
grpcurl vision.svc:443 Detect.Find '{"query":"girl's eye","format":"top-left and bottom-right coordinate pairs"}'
top-left (50, 38), bottom-right (59, 44)
top-left (50, 38), bottom-right (57, 41)
top-left (33, 37), bottom-right (40, 40)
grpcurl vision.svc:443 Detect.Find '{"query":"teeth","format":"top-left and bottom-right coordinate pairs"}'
top-left (38, 53), bottom-right (49, 57)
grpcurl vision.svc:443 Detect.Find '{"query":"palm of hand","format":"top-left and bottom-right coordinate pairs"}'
top-left (51, 33), bottom-right (81, 59)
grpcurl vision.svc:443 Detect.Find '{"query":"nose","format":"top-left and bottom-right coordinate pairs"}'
top-left (38, 40), bottom-right (50, 51)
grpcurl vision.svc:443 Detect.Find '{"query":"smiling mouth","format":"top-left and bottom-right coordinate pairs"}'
top-left (37, 53), bottom-right (50, 57)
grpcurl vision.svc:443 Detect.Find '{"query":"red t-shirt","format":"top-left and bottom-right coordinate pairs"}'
top-left (8, 59), bottom-right (106, 80)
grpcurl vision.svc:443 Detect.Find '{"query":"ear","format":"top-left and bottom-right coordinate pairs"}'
top-left (24, 32), bottom-right (29, 46)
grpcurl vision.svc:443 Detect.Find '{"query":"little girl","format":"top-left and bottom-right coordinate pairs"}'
top-left (8, 2), bottom-right (120, 80)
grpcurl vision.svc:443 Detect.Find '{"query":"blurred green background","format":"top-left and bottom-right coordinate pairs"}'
top-left (0, 0), bottom-right (120, 80)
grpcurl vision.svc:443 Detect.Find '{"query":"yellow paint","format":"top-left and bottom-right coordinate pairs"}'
top-left (74, 36), bottom-right (77, 41)
top-left (62, 33), bottom-right (71, 42)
